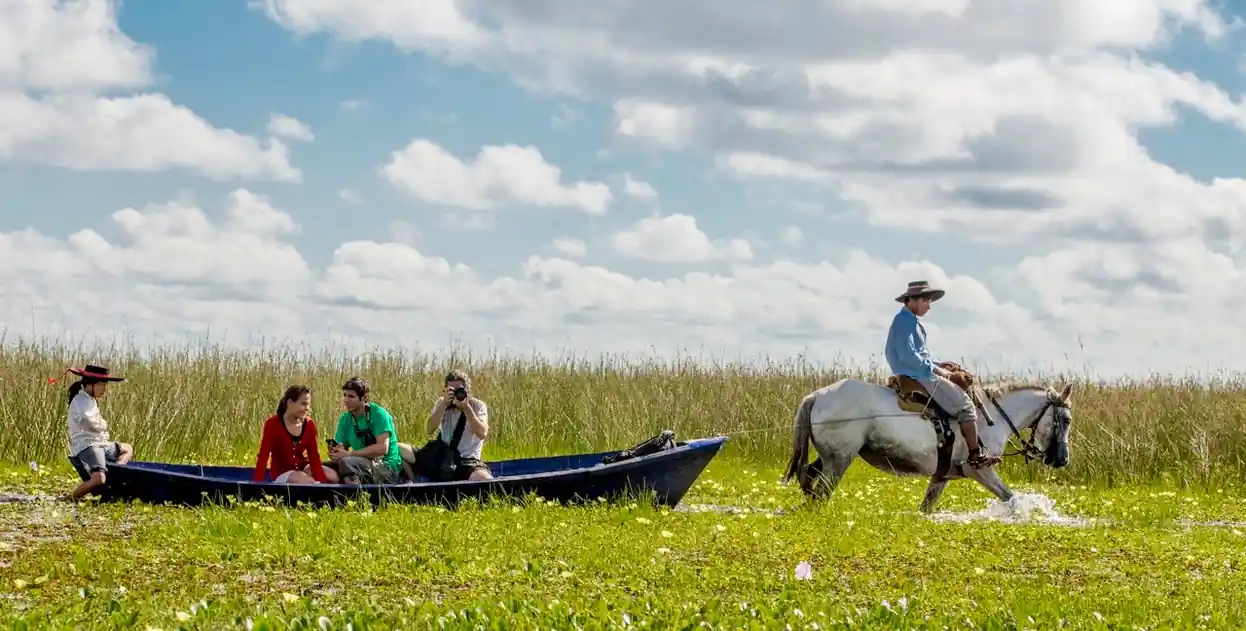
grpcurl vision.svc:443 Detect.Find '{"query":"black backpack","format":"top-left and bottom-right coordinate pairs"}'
top-left (601, 430), bottom-right (677, 465)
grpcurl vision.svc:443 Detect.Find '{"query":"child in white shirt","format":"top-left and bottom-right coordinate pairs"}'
top-left (65, 365), bottom-right (134, 501)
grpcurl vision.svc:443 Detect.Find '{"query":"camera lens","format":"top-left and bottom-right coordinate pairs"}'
top-left (454, 386), bottom-right (467, 400)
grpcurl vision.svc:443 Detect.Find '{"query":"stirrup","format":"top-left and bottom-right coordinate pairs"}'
top-left (967, 449), bottom-right (1001, 469)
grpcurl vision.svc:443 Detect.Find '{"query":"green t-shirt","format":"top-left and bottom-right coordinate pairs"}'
top-left (334, 402), bottom-right (402, 472)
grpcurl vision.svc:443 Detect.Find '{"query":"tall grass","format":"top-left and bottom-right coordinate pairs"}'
top-left (2, 335), bottom-right (1245, 488)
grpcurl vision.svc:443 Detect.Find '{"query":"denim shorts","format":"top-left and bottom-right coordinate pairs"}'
top-left (70, 442), bottom-right (121, 481)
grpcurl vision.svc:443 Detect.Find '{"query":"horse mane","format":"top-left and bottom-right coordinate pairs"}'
top-left (978, 380), bottom-right (1050, 399)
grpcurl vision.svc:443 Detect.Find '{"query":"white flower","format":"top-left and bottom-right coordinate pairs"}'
top-left (794, 561), bottom-right (813, 580)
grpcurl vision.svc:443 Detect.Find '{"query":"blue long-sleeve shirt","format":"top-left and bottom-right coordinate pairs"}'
top-left (884, 307), bottom-right (939, 380)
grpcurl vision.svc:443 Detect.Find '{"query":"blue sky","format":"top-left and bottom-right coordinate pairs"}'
top-left (5, 0), bottom-right (1246, 376)
top-left (3, 0), bottom-right (1065, 275)
top-left (5, 1), bottom-right (1240, 271)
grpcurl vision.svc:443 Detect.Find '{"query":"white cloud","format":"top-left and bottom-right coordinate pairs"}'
top-left (267, 113), bottom-right (314, 142)
top-left (611, 214), bottom-right (753, 262)
top-left (8, 1), bottom-right (1246, 378)
top-left (248, 0), bottom-right (1246, 377)
top-left (381, 139), bottom-right (613, 214)
top-left (0, 0), bottom-right (299, 181)
top-left (779, 226), bottom-right (803, 247)
top-left (254, 0), bottom-right (490, 57)
top-left (7, 188), bottom-right (1246, 377)
top-left (0, 0), bottom-right (152, 92)
top-left (0, 93), bottom-right (299, 181)
top-left (338, 188), bottom-right (364, 204)
top-left (0, 191), bottom-right (1042, 370)
top-left (551, 237), bottom-right (587, 258)
top-left (621, 173), bottom-right (659, 200)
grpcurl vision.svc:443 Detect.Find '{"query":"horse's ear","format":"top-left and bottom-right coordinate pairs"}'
top-left (1059, 383), bottom-right (1074, 401)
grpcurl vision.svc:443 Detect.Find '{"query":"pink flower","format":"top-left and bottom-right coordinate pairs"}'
top-left (794, 561), bottom-right (812, 580)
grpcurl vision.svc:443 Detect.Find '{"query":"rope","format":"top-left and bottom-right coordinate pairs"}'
top-left (701, 398), bottom-right (1047, 462)
top-left (715, 412), bottom-right (917, 436)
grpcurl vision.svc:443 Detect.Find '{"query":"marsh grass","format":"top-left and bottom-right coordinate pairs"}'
top-left (2, 462), bottom-right (1245, 630)
top-left (3, 335), bottom-right (1246, 488)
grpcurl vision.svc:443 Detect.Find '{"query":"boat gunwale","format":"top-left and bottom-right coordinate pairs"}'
top-left (109, 435), bottom-right (730, 491)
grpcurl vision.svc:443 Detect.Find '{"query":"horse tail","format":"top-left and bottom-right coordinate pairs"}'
top-left (782, 392), bottom-right (817, 487)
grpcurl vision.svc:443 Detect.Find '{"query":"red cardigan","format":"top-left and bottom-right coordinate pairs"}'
top-left (252, 414), bottom-right (327, 483)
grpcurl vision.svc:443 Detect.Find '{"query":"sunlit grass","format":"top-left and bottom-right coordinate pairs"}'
top-left (3, 335), bottom-right (1246, 488)
top-left (2, 461), bottom-right (1243, 629)
top-left (3, 334), bottom-right (1245, 628)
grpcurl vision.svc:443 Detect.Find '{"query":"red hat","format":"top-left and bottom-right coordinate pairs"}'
top-left (67, 364), bottom-right (126, 382)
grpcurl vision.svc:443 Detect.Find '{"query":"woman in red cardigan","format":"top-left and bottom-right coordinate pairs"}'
top-left (253, 385), bottom-right (328, 484)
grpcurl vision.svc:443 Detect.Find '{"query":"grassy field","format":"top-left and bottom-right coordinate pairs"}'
top-left (3, 337), bottom-right (1246, 487)
top-left (2, 338), bottom-right (1246, 629)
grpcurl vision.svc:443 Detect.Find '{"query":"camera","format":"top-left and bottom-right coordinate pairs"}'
top-left (453, 386), bottom-right (468, 401)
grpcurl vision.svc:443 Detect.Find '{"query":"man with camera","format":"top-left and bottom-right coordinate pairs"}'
top-left (317, 376), bottom-right (403, 485)
top-left (414, 369), bottom-right (492, 482)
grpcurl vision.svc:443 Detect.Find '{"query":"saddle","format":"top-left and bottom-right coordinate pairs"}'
top-left (886, 366), bottom-right (975, 421)
top-left (886, 364), bottom-right (983, 481)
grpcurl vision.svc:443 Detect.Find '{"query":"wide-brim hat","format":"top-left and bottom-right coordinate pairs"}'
top-left (67, 364), bottom-right (125, 382)
top-left (895, 280), bottom-right (946, 303)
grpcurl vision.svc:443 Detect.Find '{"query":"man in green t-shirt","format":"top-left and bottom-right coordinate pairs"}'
top-left (321, 376), bottom-right (402, 485)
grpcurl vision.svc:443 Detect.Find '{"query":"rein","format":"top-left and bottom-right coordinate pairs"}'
top-left (976, 389), bottom-right (1065, 462)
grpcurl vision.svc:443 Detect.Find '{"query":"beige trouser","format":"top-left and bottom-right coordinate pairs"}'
top-left (917, 374), bottom-right (977, 425)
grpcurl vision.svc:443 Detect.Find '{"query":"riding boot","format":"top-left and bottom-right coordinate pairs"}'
top-left (967, 447), bottom-right (1001, 469)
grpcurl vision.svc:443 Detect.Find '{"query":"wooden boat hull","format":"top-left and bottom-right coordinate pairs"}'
top-left (95, 435), bottom-right (728, 509)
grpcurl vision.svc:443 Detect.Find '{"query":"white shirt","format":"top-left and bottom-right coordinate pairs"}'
top-left (432, 397), bottom-right (488, 460)
top-left (67, 390), bottom-right (111, 456)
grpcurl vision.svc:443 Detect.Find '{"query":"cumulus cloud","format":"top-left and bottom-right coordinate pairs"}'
top-left (338, 188), bottom-right (363, 204)
top-left (267, 113), bottom-right (314, 142)
top-left (620, 173), bottom-right (659, 200)
top-left (0, 0), bottom-right (299, 181)
top-left (6, 188), bottom-right (1246, 376)
top-left (551, 237), bottom-right (588, 258)
top-left (611, 214), bottom-right (753, 262)
top-left (9, 1), bottom-right (1246, 378)
top-left (381, 139), bottom-right (614, 214)
top-left (248, 0), bottom-right (1246, 376)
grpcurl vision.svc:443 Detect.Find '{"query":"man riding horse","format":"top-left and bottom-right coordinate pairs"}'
top-left (884, 280), bottom-right (1002, 469)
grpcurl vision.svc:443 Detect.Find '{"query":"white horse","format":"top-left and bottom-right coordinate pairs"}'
top-left (782, 377), bottom-right (1074, 513)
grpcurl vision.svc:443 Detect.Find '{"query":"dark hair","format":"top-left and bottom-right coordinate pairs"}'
top-left (443, 369), bottom-right (471, 392)
top-left (67, 377), bottom-right (99, 406)
top-left (342, 377), bottom-right (370, 401)
top-left (277, 385), bottom-right (312, 417)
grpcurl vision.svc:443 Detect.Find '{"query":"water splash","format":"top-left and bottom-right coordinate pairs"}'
top-left (925, 492), bottom-right (1095, 527)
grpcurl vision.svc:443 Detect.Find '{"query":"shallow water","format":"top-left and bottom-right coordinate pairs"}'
top-left (923, 491), bottom-right (1097, 527)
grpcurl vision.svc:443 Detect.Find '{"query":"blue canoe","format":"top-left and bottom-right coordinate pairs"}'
top-left (94, 434), bottom-right (728, 509)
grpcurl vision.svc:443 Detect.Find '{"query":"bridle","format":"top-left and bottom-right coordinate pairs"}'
top-left (975, 388), bottom-right (1071, 464)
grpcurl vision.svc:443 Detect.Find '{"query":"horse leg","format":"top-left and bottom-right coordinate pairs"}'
top-left (918, 477), bottom-right (949, 514)
top-left (964, 465), bottom-right (1015, 505)
top-left (807, 451), bottom-right (854, 501)
top-left (800, 457), bottom-right (823, 496)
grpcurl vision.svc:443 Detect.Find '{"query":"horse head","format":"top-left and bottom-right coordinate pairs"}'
top-left (1034, 383), bottom-right (1075, 468)
top-left (980, 382), bottom-right (1075, 468)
